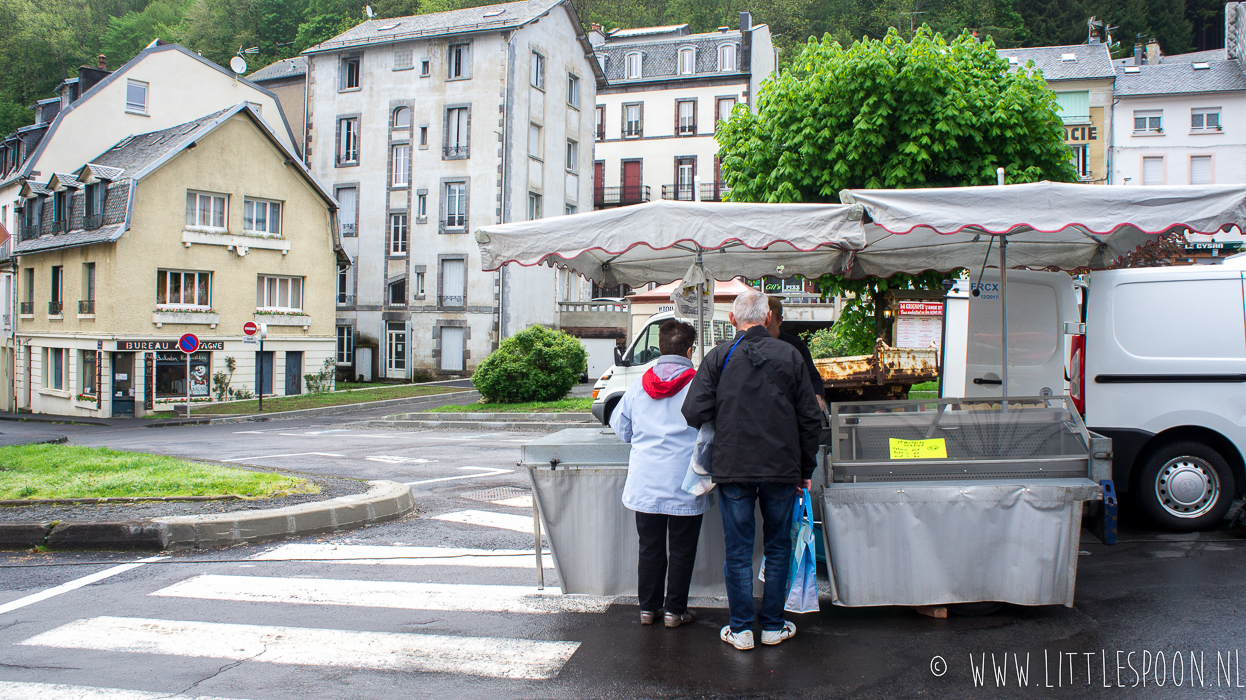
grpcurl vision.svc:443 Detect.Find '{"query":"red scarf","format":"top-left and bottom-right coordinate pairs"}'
top-left (642, 366), bottom-right (697, 399)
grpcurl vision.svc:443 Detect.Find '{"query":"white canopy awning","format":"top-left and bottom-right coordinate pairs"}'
top-left (474, 199), bottom-right (865, 287)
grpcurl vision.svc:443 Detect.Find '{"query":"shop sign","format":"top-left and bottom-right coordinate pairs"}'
top-left (897, 301), bottom-right (943, 316)
top-left (1063, 125), bottom-right (1098, 143)
top-left (144, 354), bottom-right (154, 410)
top-left (117, 340), bottom-right (224, 351)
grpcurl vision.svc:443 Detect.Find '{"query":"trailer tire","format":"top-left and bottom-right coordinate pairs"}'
top-left (1135, 440), bottom-right (1233, 532)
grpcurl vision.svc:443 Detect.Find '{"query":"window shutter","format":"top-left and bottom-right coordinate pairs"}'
top-left (1190, 156), bottom-right (1212, 185)
top-left (1142, 157), bottom-right (1164, 186)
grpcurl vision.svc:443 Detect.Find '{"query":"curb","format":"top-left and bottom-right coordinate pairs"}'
top-left (365, 418), bottom-right (596, 432)
top-left (0, 480), bottom-right (415, 550)
top-left (387, 411), bottom-right (593, 422)
top-left (201, 390), bottom-right (477, 424)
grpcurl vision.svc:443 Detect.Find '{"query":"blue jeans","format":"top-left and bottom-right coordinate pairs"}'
top-left (718, 482), bottom-right (798, 633)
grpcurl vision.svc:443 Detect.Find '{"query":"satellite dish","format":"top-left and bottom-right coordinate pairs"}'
top-left (365, 5), bottom-right (375, 18)
top-left (230, 56), bottom-right (247, 75)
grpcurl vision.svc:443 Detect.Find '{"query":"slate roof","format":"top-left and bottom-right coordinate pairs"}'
top-left (88, 108), bottom-right (231, 174)
top-left (14, 180), bottom-right (130, 254)
top-left (608, 25), bottom-right (689, 40)
top-left (14, 224), bottom-right (126, 254)
top-left (1114, 59), bottom-right (1246, 96)
top-left (304, 0), bottom-right (563, 53)
top-left (78, 163), bottom-right (124, 182)
top-left (247, 56), bottom-right (307, 83)
top-left (596, 30), bottom-right (747, 83)
top-left (997, 44), bottom-right (1116, 81)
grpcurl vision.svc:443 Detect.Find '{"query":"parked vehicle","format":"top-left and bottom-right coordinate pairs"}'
top-left (813, 343), bottom-right (938, 402)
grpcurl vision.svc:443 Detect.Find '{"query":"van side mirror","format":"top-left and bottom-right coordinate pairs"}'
top-left (614, 345), bottom-right (628, 367)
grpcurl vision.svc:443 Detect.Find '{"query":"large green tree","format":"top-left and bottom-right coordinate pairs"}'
top-left (718, 28), bottom-right (1077, 352)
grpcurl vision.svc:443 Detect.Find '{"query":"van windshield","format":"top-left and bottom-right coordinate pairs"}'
top-left (630, 322), bottom-right (662, 365)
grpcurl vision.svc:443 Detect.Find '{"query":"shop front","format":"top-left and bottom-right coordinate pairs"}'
top-left (115, 339), bottom-right (223, 413)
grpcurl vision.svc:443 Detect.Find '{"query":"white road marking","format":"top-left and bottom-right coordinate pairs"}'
top-left (221, 452), bottom-right (344, 462)
top-left (366, 456), bottom-right (437, 464)
top-left (407, 467), bottom-right (512, 485)
top-left (494, 495), bottom-right (534, 509)
top-left (251, 543), bottom-right (551, 568)
top-left (152, 575), bottom-right (610, 613)
top-left (0, 557), bottom-right (166, 617)
top-left (434, 509), bottom-right (535, 533)
top-left (0, 681), bottom-right (251, 700)
top-left (21, 617), bottom-right (579, 680)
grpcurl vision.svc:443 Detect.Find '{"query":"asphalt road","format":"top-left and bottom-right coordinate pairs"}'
top-left (0, 413), bottom-right (1244, 698)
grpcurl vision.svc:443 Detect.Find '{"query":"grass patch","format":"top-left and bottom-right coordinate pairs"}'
top-left (911, 381), bottom-right (938, 392)
top-left (0, 445), bottom-right (316, 500)
top-left (187, 385), bottom-right (462, 415)
top-left (429, 397), bottom-right (593, 413)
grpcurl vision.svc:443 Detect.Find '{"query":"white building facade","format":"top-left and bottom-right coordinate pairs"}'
top-left (304, 0), bottom-right (601, 379)
top-left (590, 15), bottom-right (774, 222)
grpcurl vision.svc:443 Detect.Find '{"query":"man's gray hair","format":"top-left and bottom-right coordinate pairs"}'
top-left (732, 288), bottom-right (770, 325)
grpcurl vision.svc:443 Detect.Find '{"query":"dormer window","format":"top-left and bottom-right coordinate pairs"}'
top-left (625, 52), bottom-right (641, 79)
top-left (679, 48), bottom-right (695, 75)
top-left (718, 44), bottom-right (736, 71)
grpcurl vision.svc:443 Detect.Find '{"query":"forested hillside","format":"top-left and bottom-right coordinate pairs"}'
top-left (0, 0), bottom-right (1229, 138)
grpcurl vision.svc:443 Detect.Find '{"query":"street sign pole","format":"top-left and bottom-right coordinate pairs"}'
top-left (178, 333), bottom-right (200, 419)
top-left (258, 334), bottom-right (264, 413)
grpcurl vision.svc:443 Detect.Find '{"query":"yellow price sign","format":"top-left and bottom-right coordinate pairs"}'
top-left (889, 438), bottom-right (948, 460)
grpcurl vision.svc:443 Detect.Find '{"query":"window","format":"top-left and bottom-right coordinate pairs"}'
top-left (443, 182), bottom-right (467, 230)
top-left (595, 106), bottom-right (605, 141)
top-left (676, 157), bottom-right (695, 200)
top-left (390, 213), bottom-right (408, 253)
top-left (126, 80), bottom-right (148, 113)
top-left (414, 271), bottom-right (425, 297)
top-left (157, 270), bottom-right (212, 308)
top-left (677, 100), bottom-right (696, 135)
top-left (46, 348), bottom-right (65, 391)
top-left (388, 279), bottom-right (406, 306)
top-left (394, 48), bottom-right (413, 71)
top-left (1191, 155), bottom-right (1213, 185)
top-left (716, 97), bottom-right (736, 124)
top-left (567, 73), bottom-right (581, 108)
top-left (1054, 91), bottom-right (1090, 124)
top-left (157, 351), bottom-right (209, 397)
top-left (419, 125), bottom-right (428, 147)
top-left (625, 52), bottom-right (641, 79)
top-left (679, 47), bottom-right (695, 75)
top-left (337, 326), bottom-right (354, 364)
top-left (624, 103), bottom-right (642, 137)
top-left (529, 123), bottom-right (542, 159)
top-left (440, 258), bottom-right (466, 307)
top-left (531, 51), bottom-right (545, 89)
top-left (256, 275), bottom-right (303, 311)
top-left (337, 263), bottom-right (350, 304)
top-left (185, 191), bottom-right (226, 229)
top-left (81, 350), bottom-right (96, 395)
top-left (22, 268), bottom-right (33, 315)
top-left (416, 191), bottom-right (428, 221)
top-left (1192, 108), bottom-right (1222, 131)
top-left (338, 117), bottom-right (360, 164)
top-left (528, 192), bottom-right (543, 220)
top-left (565, 203), bottom-right (577, 215)
top-left (1142, 156), bottom-right (1165, 185)
top-left (718, 44), bottom-right (736, 71)
top-left (243, 198), bottom-right (282, 235)
top-left (84, 182), bottom-right (106, 223)
top-left (448, 43), bottom-right (470, 79)
top-left (340, 56), bottom-right (360, 90)
top-left (81, 262), bottom-right (94, 314)
top-left (1134, 110), bottom-right (1162, 133)
top-left (386, 322), bottom-right (406, 372)
top-left (421, 59), bottom-right (430, 77)
top-left (445, 107), bottom-right (469, 158)
top-left (49, 266), bottom-right (62, 315)
top-left (393, 106), bottom-right (411, 129)
top-left (566, 139), bottom-right (578, 173)
top-left (336, 186), bottom-right (357, 237)
top-left (52, 190), bottom-right (67, 226)
top-left (392, 145), bottom-right (410, 186)
top-left (1069, 144), bottom-right (1090, 179)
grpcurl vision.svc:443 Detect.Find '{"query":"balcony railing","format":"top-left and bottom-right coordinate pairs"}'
top-left (677, 123), bottom-right (696, 135)
top-left (700, 182), bottom-right (732, 202)
top-left (82, 214), bottom-right (104, 230)
top-left (661, 184), bottom-right (696, 201)
top-left (594, 186), bottom-right (650, 208)
top-left (623, 124), bottom-right (642, 138)
top-left (52, 219), bottom-right (70, 234)
top-left (1, 314), bottom-right (9, 329)
top-left (21, 224), bottom-right (40, 240)
top-left (443, 145), bottom-right (469, 158)
top-left (340, 222), bottom-right (356, 236)
top-left (19, 302), bottom-right (32, 315)
top-left (444, 214), bottom-right (466, 228)
top-left (79, 299), bottom-right (94, 314)
top-left (439, 294), bottom-right (466, 308)
top-left (48, 301), bottom-right (62, 315)
top-left (337, 293), bottom-right (355, 306)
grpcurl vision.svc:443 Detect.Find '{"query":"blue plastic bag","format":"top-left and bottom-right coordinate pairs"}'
top-left (784, 488), bottom-right (820, 614)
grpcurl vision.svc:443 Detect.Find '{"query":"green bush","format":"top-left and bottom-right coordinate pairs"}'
top-left (472, 326), bottom-right (587, 403)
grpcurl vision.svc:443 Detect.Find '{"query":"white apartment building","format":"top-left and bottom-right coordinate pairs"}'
top-left (589, 14), bottom-right (773, 224)
top-left (303, 0), bottom-right (601, 379)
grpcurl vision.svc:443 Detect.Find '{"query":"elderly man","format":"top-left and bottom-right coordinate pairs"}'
top-left (681, 288), bottom-right (822, 651)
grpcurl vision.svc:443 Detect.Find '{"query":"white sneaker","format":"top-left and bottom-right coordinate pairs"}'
top-left (720, 625), bottom-right (754, 650)
top-left (761, 621), bottom-right (796, 645)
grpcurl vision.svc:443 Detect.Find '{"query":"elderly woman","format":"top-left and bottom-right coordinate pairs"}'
top-left (611, 320), bottom-right (710, 628)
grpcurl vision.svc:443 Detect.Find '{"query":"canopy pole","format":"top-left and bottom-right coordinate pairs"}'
top-left (996, 167), bottom-right (1008, 401)
top-left (696, 251), bottom-right (705, 366)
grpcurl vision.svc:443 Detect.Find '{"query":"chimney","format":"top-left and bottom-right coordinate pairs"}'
top-left (588, 23), bottom-right (605, 46)
top-left (1134, 43), bottom-right (1143, 65)
top-left (1228, 2), bottom-right (1244, 61)
top-left (98, 54), bottom-right (106, 71)
top-left (739, 11), bottom-right (752, 32)
top-left (1146, 38), bottom-right (1161, 65)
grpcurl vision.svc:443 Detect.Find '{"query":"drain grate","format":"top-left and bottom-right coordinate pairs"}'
top-left (460, 486), bottom-right (530, 502)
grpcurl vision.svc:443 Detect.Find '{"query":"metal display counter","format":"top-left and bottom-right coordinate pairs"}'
top-left (822, 396), bottom-right (1107, 607)
top-left (522, 428), bottom-right (761, 597)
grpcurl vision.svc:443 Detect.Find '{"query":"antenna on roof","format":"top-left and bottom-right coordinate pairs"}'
top-left (366, 5), bottom-right (375, 18)
top-left (1086, 16), bottom-right (1103, 45)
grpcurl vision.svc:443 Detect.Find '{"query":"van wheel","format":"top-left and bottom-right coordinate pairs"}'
top-left (601, 397), bottom-right (620, 426)
top-left (1135, 441), bottom-right (1233, 532)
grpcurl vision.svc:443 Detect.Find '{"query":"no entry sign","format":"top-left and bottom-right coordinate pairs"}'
top-left (243, 321), bottom-right (259, 336)
top-left (178, 333), bottom-right (199, 354)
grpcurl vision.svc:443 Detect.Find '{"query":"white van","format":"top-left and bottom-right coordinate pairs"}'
top-left (590, 309), bottom-right (734, 425)
top-left (946, 265), bottom-right (1246, 531)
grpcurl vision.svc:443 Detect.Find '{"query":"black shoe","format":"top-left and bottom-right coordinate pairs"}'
top-left (664, 610), bottom-right (696, 628)
top-left (640, 610), bottom-right (658, 625)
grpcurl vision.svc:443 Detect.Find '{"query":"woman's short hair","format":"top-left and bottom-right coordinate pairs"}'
top-left (658, 319), bottom-right (697, 356)
top-left (732, 288), bottom-right (770, 325)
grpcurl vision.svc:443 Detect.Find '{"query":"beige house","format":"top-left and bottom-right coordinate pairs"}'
top-left (13, 105), bottom-right (343, 417)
